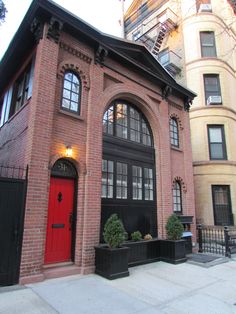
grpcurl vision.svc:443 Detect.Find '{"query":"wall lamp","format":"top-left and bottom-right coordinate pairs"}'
top-left (65, 145), bottom-right (73, 158)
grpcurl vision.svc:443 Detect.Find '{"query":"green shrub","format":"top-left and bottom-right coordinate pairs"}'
top-left (103, 214), bottom-right (126, 248)
top-left (131, 231), bottom-right (142, 241)
top-left (166, 214), bottom-right (184, 240)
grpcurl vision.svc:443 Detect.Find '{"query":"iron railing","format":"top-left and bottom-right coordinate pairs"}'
top-left (197, 224), bottom-right (236, 257)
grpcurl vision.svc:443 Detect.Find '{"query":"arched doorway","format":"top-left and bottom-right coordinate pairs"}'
top-left (101, 100), bottom-right (157, 240)
top-left (44, 159), bottom-right (77, 264)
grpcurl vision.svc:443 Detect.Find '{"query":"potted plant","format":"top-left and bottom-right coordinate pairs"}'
top-left (95, 214), bottom-right (129, 280)
top-left (131, 231), bottom-right (142, 241)
top-left (160, 214), bottom-right (187, 264)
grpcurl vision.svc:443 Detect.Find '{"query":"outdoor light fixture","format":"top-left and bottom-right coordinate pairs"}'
top-left (65, 146), bottom-right (73, 158)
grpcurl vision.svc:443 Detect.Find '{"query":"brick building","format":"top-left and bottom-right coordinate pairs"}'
top-left (0, 0), bottom-right (196, 284)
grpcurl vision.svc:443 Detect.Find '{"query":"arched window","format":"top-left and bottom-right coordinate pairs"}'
top-left (170, 118), bottom-right (179, 147)
top-left (61, 71), bottom-right (81, 114)
top-left (172, 181), bottom-right (182, 213)
top-left (103, 101), bottom-right (153, 147)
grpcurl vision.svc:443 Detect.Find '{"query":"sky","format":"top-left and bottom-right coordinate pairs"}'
top-left (0, 0), bottom-right (133, 60)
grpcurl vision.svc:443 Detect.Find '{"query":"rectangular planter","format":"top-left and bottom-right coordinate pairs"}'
top-left (160, 239), bottom-right (187, 264)
top-left (95, 246), bottom-right (129, 280)
top-left (125, 239), bottom-right (160, 266)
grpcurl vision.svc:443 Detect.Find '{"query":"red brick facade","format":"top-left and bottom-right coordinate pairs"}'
top-left (0, 1), bottom-right (196, 283)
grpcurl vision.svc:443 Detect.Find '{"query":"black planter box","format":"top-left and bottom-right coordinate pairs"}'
top-left (125, 239), bottom-right (160, 266)
top-left (160, 239), bottom-right (187, 264)
top-left (95, 246), bottom-right (130, 280)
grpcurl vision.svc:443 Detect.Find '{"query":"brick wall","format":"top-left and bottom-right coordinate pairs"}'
top-left (0, 23), bottom-right (196, 282)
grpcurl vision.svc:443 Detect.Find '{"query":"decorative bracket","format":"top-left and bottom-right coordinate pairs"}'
top-left (184, 97), bottom-right (192, 112)
top-left (95, 45), bottom-right (108, 65)
top-left (30, 18), bottom-right (44, 44)
top-left (162, 85), bottom-right (172, 100)
top-left (47, 17), bottom-right (63, 44)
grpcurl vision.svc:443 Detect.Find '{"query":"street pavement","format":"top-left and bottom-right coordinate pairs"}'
top-left (1, 256), bottom-right (236, 314)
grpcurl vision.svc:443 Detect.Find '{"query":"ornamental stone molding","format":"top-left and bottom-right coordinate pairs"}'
top-left (46, 17), bottom-right (63, 44)
top-left (172, 177), bottom-right (187, 193)
top-left (162, 85), bottom-right (172, 100)
top-left (30, 18), bottom-right (44, 43)
top-left (184, 97), bottom-right (192, 112)
top-left (57, 60), bottom-right (90, 91)
top-left (59, 42), bottom-right (92, 64)
top-left (169, 113), bottom-right (184, 130)
top-left (95, 44), bottom-right (108, 65)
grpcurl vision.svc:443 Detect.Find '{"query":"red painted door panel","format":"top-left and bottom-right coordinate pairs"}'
top-left (45, 177), bottom-right (75, 264)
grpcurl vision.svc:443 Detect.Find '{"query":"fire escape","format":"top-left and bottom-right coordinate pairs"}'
top-left (132, 7), bottom-right (181, 77)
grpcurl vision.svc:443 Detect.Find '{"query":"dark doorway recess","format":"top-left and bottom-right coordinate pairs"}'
top-left (0, 165), bottom-right (28, 286)
top-left (101, 101), bottom-right (157, 240)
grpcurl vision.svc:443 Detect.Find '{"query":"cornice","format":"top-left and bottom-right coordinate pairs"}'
top-left (193, 160), bottom-right (236, 167)
top-left (186, 58), bottom-right (236, 76)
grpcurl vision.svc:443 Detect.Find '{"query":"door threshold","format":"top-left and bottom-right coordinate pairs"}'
top-left (43, 261), bottom-right (73, 269)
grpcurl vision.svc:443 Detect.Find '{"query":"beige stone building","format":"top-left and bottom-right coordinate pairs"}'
top-left (125, 0), bottom-right (236, 226)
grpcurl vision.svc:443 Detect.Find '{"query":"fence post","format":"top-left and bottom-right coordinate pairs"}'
top-left (197, 224), bottom-right (203, 253)
top-left (224, 226), bottom-right (231, 258)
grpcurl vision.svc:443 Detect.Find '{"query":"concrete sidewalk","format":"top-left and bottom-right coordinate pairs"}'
top-left (1, 259), bottom-right (236, 314)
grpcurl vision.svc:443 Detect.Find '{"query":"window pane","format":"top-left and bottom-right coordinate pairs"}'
top-left (210, 143), bottom-right (223, 159)
top-left (62, 99), bottom-right (70, 109)
top-left (101, 159), bottom-right (114, 198)
top-left (209, 128), bottom-right (222, 142)
top-left (116, 104), bottom-right (128, 139)
top-left (70, 102), bottom-right (78, 112)
top-left (144, 168), bottom-right (154, 200)
top-left (132, 166), bottom-right (142, 200)
top-left (116, 162), bottom-right (127, 199)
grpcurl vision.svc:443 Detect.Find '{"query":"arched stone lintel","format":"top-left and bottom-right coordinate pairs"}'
top-left (172, 176), bottom-right (187, 193)
top-left (170, 113), bottom-right (184, 130)
top-left (57, 60), bottom-right (90, 91)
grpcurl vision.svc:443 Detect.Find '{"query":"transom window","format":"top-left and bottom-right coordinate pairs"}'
top-left (102, 159), bottom-right (154, 201)
top-left (173, 181), bottom-right (182, 213)
top-left (61, 72), bottom-right (81, 114)
top-left (103, 101), bottom-right (152, 147)
top-left (170, 118), bottom-right (179, 147)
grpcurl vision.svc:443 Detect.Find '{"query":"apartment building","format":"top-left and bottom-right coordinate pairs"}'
top-left (125, 0), bottom-right (236, 226)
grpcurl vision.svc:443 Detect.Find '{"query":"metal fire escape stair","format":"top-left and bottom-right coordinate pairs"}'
top-left (151, 22), bottom-right (168, 56)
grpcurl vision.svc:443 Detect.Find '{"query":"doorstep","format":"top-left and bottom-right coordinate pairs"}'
top-left (43, 263), bottom-right (82, 280)
top-left (187, 253), bottom-right (229, 268)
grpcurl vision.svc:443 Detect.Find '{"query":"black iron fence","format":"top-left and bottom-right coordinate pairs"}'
top-left (197, 224), bottom-right (236, 257)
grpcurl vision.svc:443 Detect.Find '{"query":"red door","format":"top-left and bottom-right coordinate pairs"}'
top-left (45, 177), bottom-right (75, 264)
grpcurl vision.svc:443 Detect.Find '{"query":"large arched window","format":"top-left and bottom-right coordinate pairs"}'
top-left (61, 71), bottom-right (81, 114)
top-left (103, 101), bottom-right (153, 147)
top-left (101, 100), bottom-right (157, 239)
